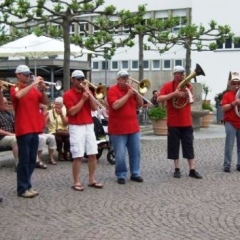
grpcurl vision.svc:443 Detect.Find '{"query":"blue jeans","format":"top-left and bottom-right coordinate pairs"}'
top-left (110, 132), bottom-right (141, 179)
top-left (17, 134), bottom-right (39, 195)
top-left (224, 122), bottom-right (240, 168)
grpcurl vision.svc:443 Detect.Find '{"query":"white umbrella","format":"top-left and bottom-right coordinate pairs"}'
top-left (0, 33), bottom-right (97, 74)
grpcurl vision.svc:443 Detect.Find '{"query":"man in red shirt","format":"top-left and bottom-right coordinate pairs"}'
top-left (63, 70), bottom-right (103, 191)
top-left (107, 70), bottom-right (143, 184)
top-left (221, 72), bottom-right (240, 172)
top-left (157, 66), bottom-right (202, 179)
top-left (10, 65), bottom-right (49, 198)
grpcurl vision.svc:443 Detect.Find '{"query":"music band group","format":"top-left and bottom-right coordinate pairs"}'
top-left (0, 62), bottom-right (239, 201)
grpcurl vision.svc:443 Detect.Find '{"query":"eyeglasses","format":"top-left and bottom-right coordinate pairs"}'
top-left (21, 73), bottom-right (30, 77)
top-left (231, 82), bottom-right (240, 86)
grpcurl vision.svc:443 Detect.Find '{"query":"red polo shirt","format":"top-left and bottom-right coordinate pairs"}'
top-left (159, 80), bottom-right (192, 127)
top-left (107, 84), bottom-right (139, 134)
top-left (63, 88), bottom-right (93, 125)
top-left (221, 91), bottom-right (240, 129)
top-left (10, 84), bottom-right (43, 136)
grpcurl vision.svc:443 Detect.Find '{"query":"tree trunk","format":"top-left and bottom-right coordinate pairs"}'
top-left (138, 33), bottom-right (144, 81)
top-left (62, 20), bottom-right (71, 91)
top-left (185, 42), bottom-right (191, 76)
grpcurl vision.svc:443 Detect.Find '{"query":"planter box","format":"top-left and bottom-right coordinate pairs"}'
top-left (151, 118), bottom-right (167, 135)
top-left (201, 112), bottom-right (213, 128)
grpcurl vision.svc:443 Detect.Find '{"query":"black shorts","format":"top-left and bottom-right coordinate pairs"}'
top-left (167, 126), bottom-right (194, 160)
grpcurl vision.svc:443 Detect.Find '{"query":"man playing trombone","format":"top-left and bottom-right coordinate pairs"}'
top-left (63, 70), bottom-right (103, 191)
top-left (107, 70), bottom-right (144, 184)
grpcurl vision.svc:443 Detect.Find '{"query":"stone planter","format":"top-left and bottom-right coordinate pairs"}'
top-left (151, 118), bottom-right (167, 135)
top-left (201, 112), bottom-right (213, 128)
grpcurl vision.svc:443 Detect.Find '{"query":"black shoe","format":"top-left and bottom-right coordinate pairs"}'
top-left (117, 178), bottom-right (126, 184)
top-left (173, 171), bottom-right (181, 178)
top-left (0, 197), bottom-right (2, 203)
top-left (130, 176), bottom-right (143, 182)
top-left (189, 171), bottom-right (203, 179)
top-left (224, 167), bottom-right (231, 173)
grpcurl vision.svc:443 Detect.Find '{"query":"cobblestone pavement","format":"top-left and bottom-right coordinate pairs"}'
top-left (1, 124), bottom-right (240, 240)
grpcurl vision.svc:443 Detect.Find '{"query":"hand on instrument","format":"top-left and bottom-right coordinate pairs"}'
top-left (82, 91), bottom-right (90, 101)
top-left (234, 99), bottom-right (240, 106)
top-left (0, 81), bottom-right (3, 92)
top-left (126, 87), bottom-right (135, 97)
top-left (174, 88), bottom-right (187, 98)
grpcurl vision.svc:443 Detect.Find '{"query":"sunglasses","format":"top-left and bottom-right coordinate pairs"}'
top-left (74, 77), bottom-right (85, 81)
top-left (231, 82), bottom-right (240, 86)
top-left (21, 73), bottom-right (30, 77)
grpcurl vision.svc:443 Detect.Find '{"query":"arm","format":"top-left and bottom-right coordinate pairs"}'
top-left (0, 129), bottom-right (15, 136)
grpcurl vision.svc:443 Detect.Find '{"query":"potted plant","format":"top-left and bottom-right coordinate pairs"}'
top-left (147, 106), bottom-right (167, 135)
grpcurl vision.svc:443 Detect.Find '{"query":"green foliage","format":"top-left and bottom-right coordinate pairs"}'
top-left (202, 83), bottom-right (211, 101)
top-left (202, 102), bottom-right (213, 112)
top-left (147, 106), bottom-right (167, 120)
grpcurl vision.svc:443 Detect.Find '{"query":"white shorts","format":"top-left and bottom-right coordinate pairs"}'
top-left (0, 136), bottom-right (17, 147)
top-left (69, 124), bottom-right (98, 158)
top-left (38, 133), bottom-right (56, 151)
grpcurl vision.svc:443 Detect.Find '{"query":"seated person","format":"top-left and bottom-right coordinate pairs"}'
top-left (47, 97), bottom-right (70, 161)
top-left (150, 90), bottom-right (159, 106)
top-left (35, 104), bottom-right (57, 169)
top-left (0, 96), bottom-right (18, 171)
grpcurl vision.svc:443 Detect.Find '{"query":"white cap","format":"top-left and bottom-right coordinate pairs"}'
top-left (117, 69), bottom-right (129, 78)
top-left (173, 66), bottom-right (185, 73)
top-left (71, 70), bottom-right (85, 78)
top-left (231, 72), bottom-right (240, 81)
top-left (15, 65), bottom-right (31, 74)
top-left (55, 96), bottom-right (63, 103)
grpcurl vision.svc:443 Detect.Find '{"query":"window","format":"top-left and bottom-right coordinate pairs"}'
top-left (174, 59), bottom-right (182, 66)
top-left (79, 22), bottom-right (89, 36)
top-left (131, 60), bottom-right (139, 70)
top-left (216, 37), bottom-right (240, 50)
top-left (102, 61), bottom-right (108, 70)
top-left (93, 25), bottom-right (100, 33)
top-left (225, 38), bottom-right (232, 49)
top-left (69, 23), bottom-right (75, 35)
top-left (121, 60), bottom-right (129, 69)
top-left (163, 59), bottom-right (171, 70)
top-left (122, 24), bottom-right (130, 34)
top-left (111, 61), bottom-right (118, 70)
top-left (143, 60), bottom-right (149, 70)
top-left (152, 60), bottom-right (161, 70)
top-left (92, 62), bottom-right (99, 70)
top-left (109, 21), bottom-right (119, 34)
top-left (234, 37), bottom-right (240, 48)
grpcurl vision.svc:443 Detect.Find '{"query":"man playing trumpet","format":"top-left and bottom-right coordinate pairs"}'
top-left (10, 65), bottom-right (49, 198)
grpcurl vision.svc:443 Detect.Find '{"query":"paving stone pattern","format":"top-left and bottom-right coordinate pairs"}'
top-left (1, 124), bottom-right (240, 240)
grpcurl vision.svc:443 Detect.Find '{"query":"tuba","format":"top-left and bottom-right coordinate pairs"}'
top-left (172, 64), bottom-right (205, 109)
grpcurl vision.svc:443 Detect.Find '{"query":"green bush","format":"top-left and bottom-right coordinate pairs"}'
top-left (202, 102), bottom-right (213, 111)
top-left (147, 106), bottom-right (167, 120)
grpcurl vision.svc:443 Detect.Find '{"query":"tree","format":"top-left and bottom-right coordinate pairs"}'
top-left (149, 20), bottom-right (233, 75)
top-left (0, 0), bottom-right (134, 90)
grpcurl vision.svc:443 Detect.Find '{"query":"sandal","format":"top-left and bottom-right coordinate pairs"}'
top-left (71, 185), bottom-right (84, 191)
top-left (88, 182), bottom-right (103, 189)
top-left (49, 158), bottom-right (57, 165)
top-left (35, 161), bottom-right (47, 169)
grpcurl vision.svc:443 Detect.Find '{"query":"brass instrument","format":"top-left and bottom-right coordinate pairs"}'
top-left (80, 81), bottom-right (107, 110)
top-left (83, 80), bottom-right (107, 99)
top-left (173, 63), bottom-right (205, 109)
top-left (0, 80), bottom-right (16, 90)
top-left (30, 75), bottom-right (62, 90)
top-left (129, 77), bottom-right (151, 94)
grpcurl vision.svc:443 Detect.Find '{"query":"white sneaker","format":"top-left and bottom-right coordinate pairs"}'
top-left (28, 188), bottom-right (39, 196)
top-left (19, 190), bottom-right (36, 198)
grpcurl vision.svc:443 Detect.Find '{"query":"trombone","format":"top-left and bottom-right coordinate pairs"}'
top-left (83, 80), bottom-right (107, 99)
top-left (127, 77), bottom-right (153, 106)
top-left (80, 80), bottom-right (107, 110)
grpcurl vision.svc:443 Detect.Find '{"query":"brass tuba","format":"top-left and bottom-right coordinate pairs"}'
top-left (129, 77), bottom-right (151, 94)
top-left (230, 71), bottom-right (240, 117)
top-left (83, 79), bottom-right (107, 99)
top-left (172, 63), bottom-right (205, 109)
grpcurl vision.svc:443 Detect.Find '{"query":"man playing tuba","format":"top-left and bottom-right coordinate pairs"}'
top-left (157, 65), bottom-right (203, 179)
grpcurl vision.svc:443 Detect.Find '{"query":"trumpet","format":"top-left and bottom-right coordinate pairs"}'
top-left (82, 80), bottom-right (107, 99)
top-left (127, 77), bottom-right (153, 106)
top-left (30, 75), bottom-right (62, 90)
